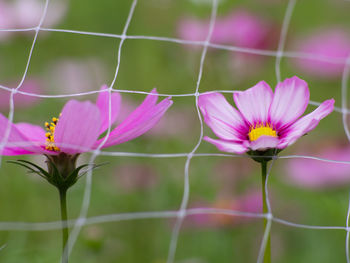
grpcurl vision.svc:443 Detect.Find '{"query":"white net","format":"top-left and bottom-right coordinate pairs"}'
top-left (0, 0), bottom-right (349, 262)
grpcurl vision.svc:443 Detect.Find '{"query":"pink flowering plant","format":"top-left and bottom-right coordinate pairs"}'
top-left (0, 86), bottom-right (172, 261)
top-left (198, 76), bottom-right (334, 262)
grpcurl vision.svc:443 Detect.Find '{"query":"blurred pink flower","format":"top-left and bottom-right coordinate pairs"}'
top-left (0, 79), bottom-right (42, 111)
top-left (13, 0), bottom-right (67, 28)
top-left (293, 29), bottom-right (350, 78)
top-left (47, 59), bottom-right (107, 94)
top-left (178, 18), bottom-right (207, 42)
top-left (0, 0), bottom-right (66, 40)
top-left (212, 158), bottom-right (253, 195)
top-left (178, 10), bottom-right (278, 80)
top-left (286, 144), bottom-right (350, 188)
top-left (228, 52), bottom-right (266, 80)
top-left (114, 163), bottom-right (158, 192)
top-left (177, 10), bottom-right (274, 49)
top-left (0, 2), bottom-right (15, 40)
top-left (187, 191), bottom-right (262, 228)
top-left (147, 108), bottom-right (197, 138)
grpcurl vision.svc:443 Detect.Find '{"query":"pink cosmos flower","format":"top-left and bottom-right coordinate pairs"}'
top-left (198, 76), bottom-right (334, 154)
top-left (293, 29), bottom-right (350, 78)
top-left (0, 86), bottom-right (172, 156)
top-left (286, 144), bottom-right (350, 189)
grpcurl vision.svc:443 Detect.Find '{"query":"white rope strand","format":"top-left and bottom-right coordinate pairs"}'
top-left (62, 1), bottom-right (138, 261)
top-left (166, 1), bottom-right (218, 262)
top-left (275, 0), bottom-right (297, 83)
top-left (0, 209), bottom-right (347, 232)
top-left (341, 54), bottom-right (350, 262)
top-left (341, 55), bottom-right (350, 141)
top-left (346, 192), bottom-right (350, 263)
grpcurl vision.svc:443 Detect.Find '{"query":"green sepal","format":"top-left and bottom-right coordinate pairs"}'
top-left (45, 158), bottom-right (64, 189)
top-left (8, 158), bottom-right (106, 192)
top-left (247, 148), bottom-right (282, 164)
top-left (63, 164), bottom-right (93, 189)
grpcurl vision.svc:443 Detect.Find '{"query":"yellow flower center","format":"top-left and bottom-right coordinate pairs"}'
top-left (45, 115), bottom-right (60, 152)
top-left (248, 123), bottom-right (277, 142)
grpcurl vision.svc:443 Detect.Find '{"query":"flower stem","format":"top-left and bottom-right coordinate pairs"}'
top-left (261, 161), bottom-right (271, 263)
top-left (59, 188), bottom-right (69, 263)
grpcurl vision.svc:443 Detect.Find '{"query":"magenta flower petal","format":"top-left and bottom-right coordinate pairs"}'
top-left (278, 99), bottom-right (335, 149)
top-left (269, 76), bottom-right (309, 129)
top-left (204, 136), bottom-right (248, 154)
top-left (54, 100), bottom-right (101, 154)
top-left (96, 85), bottom-right (121, 134)
top-left (0, 114), bottom-right (44, 155)
top-left (198, 93), bottom-right (247, 141)
top-left (115, 88), bottom-right (159, 128)
top-left (97, 90), bottom-right (172, 148)
top-left (249, 135), bottom-right (279, 151)
top-left (233, 81), bottom-right (273, 126)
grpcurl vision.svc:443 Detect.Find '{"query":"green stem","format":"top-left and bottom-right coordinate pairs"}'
top-left (59, 188), bottom-right (69, 263)
top-left (261, 162), bottom-right (271, 263)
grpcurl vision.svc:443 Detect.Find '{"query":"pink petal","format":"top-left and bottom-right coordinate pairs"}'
top-left (204, 136), bottom-right (248, 154)
top-left (54, 100), bottom-right (101, 154)
top-left (277, 99), bottom-right (335, 149)
top-left (0, 114), bottom-right (45, 155)
top-left (233, 81), bottom-right (273, 126)
top-left (96, 91), bottom-right (172, 148)
top-left (269, 76), bottom-right (310, 130)
top-left (15, 123), bottom-right (46, 142)
top-left (96, 85), bottom-right (121, 134)
top-left (113, 88), bottom-right (158, 129)
top-left (198, 92), bottom-right (247, 141)
top-left (249, 135), bottom-right (279, 151)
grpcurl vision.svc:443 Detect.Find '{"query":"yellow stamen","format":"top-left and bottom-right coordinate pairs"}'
top-left (44, 115), bottom-right (60, 152)
top-left (248, 123), bottom-right (277, 141)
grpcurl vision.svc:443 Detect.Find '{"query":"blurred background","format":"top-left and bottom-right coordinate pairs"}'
top-left (0, 0), bottom-right (350, 262)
